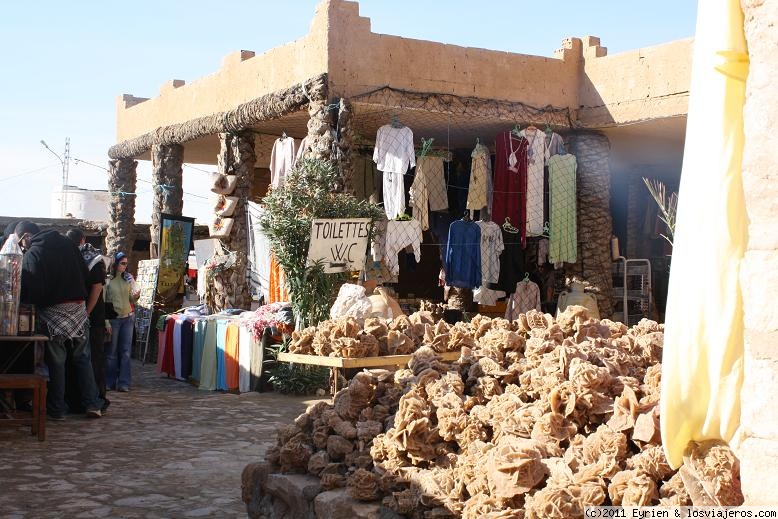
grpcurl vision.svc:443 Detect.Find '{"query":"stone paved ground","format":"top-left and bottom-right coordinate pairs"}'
top-left (0, 360), bottom-right (323, 519)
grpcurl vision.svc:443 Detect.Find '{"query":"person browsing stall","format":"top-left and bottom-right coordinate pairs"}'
top-left (104, 252), bottom-right (139, 392)
top-left (66, 228), bottom-right (111, 412)
top-left (16, 221), bottom-right (104, 420)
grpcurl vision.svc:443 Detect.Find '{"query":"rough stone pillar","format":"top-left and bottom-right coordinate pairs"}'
top-left (150, 143), bottom-right (184, 257)
top-left (302, 77), bottom-right (351, 191)
top-left (106, 158), bottom-right (138, 260)
top-left (738, 0), bottom-right (778, 504)
top-left (566, 132), bottom-right (614, 318)
top-left (335, 97), bottom-right (355, 194)
top-left (305, 77), bottom-right (332, 163)
top-left (210, 130), bottom-right (256, 311)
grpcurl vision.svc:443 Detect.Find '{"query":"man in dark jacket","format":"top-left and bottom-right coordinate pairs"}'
top-left (16, 221), bottom-right (104, 419)
top-left (66, 228), bottom-right (111, 413)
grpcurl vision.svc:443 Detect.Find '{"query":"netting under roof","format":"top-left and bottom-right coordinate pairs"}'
top-left (179, 87), bottom-right (574, 166)
top-left (350, 86), bottom-right (575, 150)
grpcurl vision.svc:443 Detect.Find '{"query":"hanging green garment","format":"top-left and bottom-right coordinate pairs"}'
top-left (660, 0), bottom-right (749, 469)
top-left (548, 153), bottom-right (577, 264)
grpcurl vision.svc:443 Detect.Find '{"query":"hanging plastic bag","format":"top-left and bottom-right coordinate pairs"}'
top-left (0, 234), bottom-right (24, 335)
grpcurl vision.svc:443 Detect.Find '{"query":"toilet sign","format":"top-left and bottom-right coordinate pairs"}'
top-left (307, 218), bottom-right (371, 273)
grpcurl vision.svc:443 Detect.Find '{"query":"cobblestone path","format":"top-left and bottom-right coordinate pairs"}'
top-left (0, 360), bottom-right (320, 518)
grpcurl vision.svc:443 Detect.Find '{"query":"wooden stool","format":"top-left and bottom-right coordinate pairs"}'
top-left (0, 374), bottom-right (46, 441)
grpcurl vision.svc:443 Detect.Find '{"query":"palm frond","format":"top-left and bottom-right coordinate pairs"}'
top-left (642, 177), bottom-right (678, 247)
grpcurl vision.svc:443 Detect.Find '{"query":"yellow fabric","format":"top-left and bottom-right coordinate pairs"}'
top-left (660, 0), bottom-right (749, 469)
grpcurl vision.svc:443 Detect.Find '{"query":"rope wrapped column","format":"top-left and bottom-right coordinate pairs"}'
top-left (566, 131), bottom-right (614, 318)
top-left (150, 143), bottom-right (184, 257)
top-left (106, 158), bottom-right (138, 260)
top-left (304, 82), bottom-right (354, 193)
top-left (304, 76), bottom-right (332, 163)
top-left (209, 130), bottom-right (256, 311)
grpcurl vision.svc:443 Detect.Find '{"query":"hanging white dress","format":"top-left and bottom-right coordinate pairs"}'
top-left (373, 124), bottom-right (415, 219)
top-left (520, 128), bottom-right (549, 236)
top-left (270, 137), bottom-right (296, 188)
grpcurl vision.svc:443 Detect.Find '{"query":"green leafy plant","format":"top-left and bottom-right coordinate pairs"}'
top-left (258, 157), bottom-right (383, 328)
top-left (265, 336), bottom-right (328, 394)
top-left (268, 362), bottom-right (330, 395)
top-left (643, 177), bottom-right (678, 246)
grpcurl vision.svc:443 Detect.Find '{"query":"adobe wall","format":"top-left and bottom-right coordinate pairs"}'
top-left (115, 10), bottom-right (330, 142)
top-left (738, 0), bottom-right (778, 505)
top-left (578, 38), bottom-right (693, 127)
top-left (323, 0), bottom-right (578, 109)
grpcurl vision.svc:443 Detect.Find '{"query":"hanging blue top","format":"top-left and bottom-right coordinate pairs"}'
top-left (445, 220), bottom-right (482, 289)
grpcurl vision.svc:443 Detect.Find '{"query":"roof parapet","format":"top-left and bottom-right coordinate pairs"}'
top-left (159, 79), bottom-right (186, 95)
top-left (221, 50), bottom-right (257, 68)
top-left (554, 37), bottom-right (583, 61)
top-left (583, 36), bottom-right (608, 58)
top-left (119, 94), bottom-right (149, 109)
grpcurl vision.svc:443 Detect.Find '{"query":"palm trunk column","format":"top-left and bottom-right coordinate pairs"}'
top-left (566, 131), bottom-right (614, 318)
top-left (210, 130), bottom-right (256, 311)
top-left (303, 76), bottom-right (332, 163)
top-left (150, 143), bottom-right (184, 257)
top-left (106, 158), bottom-right (138, 260)
top-left (303, 81), bottom-right (354, 193)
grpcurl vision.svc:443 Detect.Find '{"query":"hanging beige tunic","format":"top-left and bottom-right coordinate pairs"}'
top-left (410, 155), bottom-right (448, 231)
top-left (466, 144), bottom-right (491, 211)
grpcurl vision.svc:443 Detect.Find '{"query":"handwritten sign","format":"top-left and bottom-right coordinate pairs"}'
top-left (306, 218), bottom-right (371, 273)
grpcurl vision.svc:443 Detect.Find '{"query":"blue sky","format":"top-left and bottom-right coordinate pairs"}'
top-left (0, 1), bottom-right (697, 223)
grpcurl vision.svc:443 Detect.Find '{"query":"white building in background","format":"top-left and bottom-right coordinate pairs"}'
top-left (50, 186), bottom-right (110, 221)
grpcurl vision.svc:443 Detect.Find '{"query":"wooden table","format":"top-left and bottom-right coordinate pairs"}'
top-left (0, 335), bottom-right (49, 441)
top-left (277, 350), bottom-right (461, 394)
top-left (0, 335), bottom-right (48, 374)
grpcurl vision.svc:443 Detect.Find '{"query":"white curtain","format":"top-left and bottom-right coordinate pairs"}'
top-left (660, 0), bottom-right (749, 468)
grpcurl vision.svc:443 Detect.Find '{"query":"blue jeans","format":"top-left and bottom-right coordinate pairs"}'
top-left (45, 325), bottom-right (104, 416)
top-left (107, 316), bottom-right (134, 389)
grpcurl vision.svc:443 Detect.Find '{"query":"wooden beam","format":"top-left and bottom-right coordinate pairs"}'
top-left (277, 350), bottom-right (461, 369)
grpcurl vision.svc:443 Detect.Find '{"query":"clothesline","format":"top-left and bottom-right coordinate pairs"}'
top-left (367, 167), bottom-right (559, 196)
top-left (414, 240), bottom-right (547, 247)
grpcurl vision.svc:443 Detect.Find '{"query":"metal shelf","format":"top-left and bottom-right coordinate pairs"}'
top-left (612, 257), bottom-right (652, 324)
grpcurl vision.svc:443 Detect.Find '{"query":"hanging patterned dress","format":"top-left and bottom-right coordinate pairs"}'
top-left (492, 131), bottom-right (528, 247)
top-left (548, 153), bottom-right (578, 264)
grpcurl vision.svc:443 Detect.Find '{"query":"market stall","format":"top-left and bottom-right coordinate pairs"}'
top-left (346, 87), bottom-right (583, 317)
top-left (155, 303), bottom-right (292, 393)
